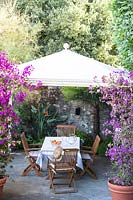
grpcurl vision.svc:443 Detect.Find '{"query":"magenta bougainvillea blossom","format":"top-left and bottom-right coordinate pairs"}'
top-left (0, 52), bottom-right (42, 162)
top-left (89, 70), bottom-right (133, 186)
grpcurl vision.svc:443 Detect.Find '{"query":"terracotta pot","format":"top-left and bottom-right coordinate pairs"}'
top-left (0, 176), bottom-right (7, 193)
top-left (108, 180), bottom-right (133, 200)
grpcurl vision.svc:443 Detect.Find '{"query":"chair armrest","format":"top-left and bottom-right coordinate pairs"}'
top-left (27, 148), bottom-right (41, 151)
top-left (80, 149), bottom-right (94, 155)
top-left (81, 146), bottom-right (92, 150)
top-left (29, 144), bottom-right (42, 147)
top-left (47, 156), bottom-right (55, 163)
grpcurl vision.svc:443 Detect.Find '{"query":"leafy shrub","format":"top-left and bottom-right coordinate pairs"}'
top-left (16, 101), bottom-right (67, 143)
top-left (97, 136), bottom-right (112, 156)
top-left (75, 130), bottom-right (93, 146)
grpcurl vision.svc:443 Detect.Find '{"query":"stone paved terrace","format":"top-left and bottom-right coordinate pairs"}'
top-left (2, 152), bottom-right (112, 200)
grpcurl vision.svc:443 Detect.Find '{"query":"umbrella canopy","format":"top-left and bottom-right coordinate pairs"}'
top-left (19, 45), bottom-right (121, 87)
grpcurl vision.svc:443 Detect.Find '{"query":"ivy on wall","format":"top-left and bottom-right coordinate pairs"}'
top-left (111, 0), bottom-right (133, 70)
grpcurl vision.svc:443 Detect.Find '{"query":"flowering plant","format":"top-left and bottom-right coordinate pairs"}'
top-left (89, 70), bottom-right (133, 186)
top-left (0, 52), bottom-right (41, 176)
top-left (100, 70), bottom-right (133, 186)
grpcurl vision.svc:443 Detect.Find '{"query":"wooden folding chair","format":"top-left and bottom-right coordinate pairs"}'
top-left (79, 135), bottom-right (101, 179)
top-left (56, 125), bottom-right (76, 136)
top-left (47, 148), bottom-right (78, 194)
top-left (20, 132), bottom-right (41, 176)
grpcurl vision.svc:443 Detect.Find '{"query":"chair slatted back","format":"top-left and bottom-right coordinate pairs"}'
top-left (92, 135), bottom-right (101, 155)
top-left (56, 125), bottom-right (76, 136)
top-left (55, 148), bottom-right (78, 169)
top-left (21, 132), bottom-right (29, 157)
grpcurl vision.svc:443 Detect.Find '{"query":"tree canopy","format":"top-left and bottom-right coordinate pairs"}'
top-left (0, 1), bottom-right (41, 62)
top-left (16, 0), bottom-right (117, 66)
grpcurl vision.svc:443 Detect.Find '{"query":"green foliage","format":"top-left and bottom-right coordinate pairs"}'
top-left (16, 0), bottom-right (118, 66)
top-left (75, 130), bottom-right (93, 146)
top-left (16, 0), bottom-right (66, 23)
top-left (0, 0), bottom-right (42, 63)
top-left (97, 136), bottom-right (112, 156)
top-left (17, 102), bottom-right (67, 142)
top-left (30, 103), bottom-right (59, 139)
top-left (111, 0), bottom-right (133, 70)
top-left (15, 90), bottom-right (68, 142)
top-left (61, 87), bottom-right (101, 104)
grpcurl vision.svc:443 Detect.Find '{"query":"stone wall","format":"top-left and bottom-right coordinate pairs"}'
top-left (99, 105), bottom-right (111, 139)
top-left (47, 87), bottom-right (111, 139)
top-left (66, 100), bottom-right (95, 136)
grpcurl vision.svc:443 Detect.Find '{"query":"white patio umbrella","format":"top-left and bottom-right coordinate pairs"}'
top-left (19, 44), bottom-right (121, 87)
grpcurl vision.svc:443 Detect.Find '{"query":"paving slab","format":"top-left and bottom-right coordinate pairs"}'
top-left (1, 152), bottom-right (112, 200)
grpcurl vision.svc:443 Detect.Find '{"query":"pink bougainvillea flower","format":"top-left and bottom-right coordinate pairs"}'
top-left (0, 52), bottom-right (42, 164)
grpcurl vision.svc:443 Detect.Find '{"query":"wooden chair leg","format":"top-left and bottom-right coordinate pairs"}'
top-left (34, 164), bottom-right (41, 176)
top-left (21, 164), bottom-right (33, 176)
top-left (49, 170), bottom-right (77, 194)
top-left (68, 172), bottom-right (74, 186)
top-left (85, 160), bottom-right (97, 179)
top-left (48, 170), bottom-right (54, 190)
top-left (78, 160), bottom-right (97, 179)
top-left (22, 160), bottom-right (41, 176)
top-left (85, 168), bottom-right (97, 179)
top-left (29, 157), bottom-right (41, 176)
top-left (78, 169), bottom-right (85, 179)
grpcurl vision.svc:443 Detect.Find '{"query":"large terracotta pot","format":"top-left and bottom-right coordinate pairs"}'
top-left (0, 176), bottom-right (7, 193)
top-left (108, 180), bottom-right (133, 200)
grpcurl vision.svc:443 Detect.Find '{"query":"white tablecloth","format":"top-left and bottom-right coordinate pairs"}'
top-left (36, 136), bottom-right (84, 170)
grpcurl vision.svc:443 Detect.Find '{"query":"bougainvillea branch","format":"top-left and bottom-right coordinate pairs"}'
top-left (0, 52), bottom-right (42, 163)
top-left (89, 70), bottom-right (133, 186)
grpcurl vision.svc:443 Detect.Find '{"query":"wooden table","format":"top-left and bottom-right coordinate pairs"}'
top-left (36, 136), bottom-right (84, 170)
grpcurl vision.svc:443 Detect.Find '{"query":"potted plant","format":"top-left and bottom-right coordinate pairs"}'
top-left (0, 52), bottom-right (41, 192)
top-left (0, 156), bottom-right (8, 193)
top-left (97, 70), bottom-right (133, 200)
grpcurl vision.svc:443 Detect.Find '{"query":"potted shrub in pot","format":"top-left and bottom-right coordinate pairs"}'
top-left (99, 70), bottom-right (133, 200)
top-left (0, 52), bottom-right (41, 192)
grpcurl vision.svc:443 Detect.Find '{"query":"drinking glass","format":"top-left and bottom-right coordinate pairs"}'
top-left (68, 134), bottom-right (77, 145)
